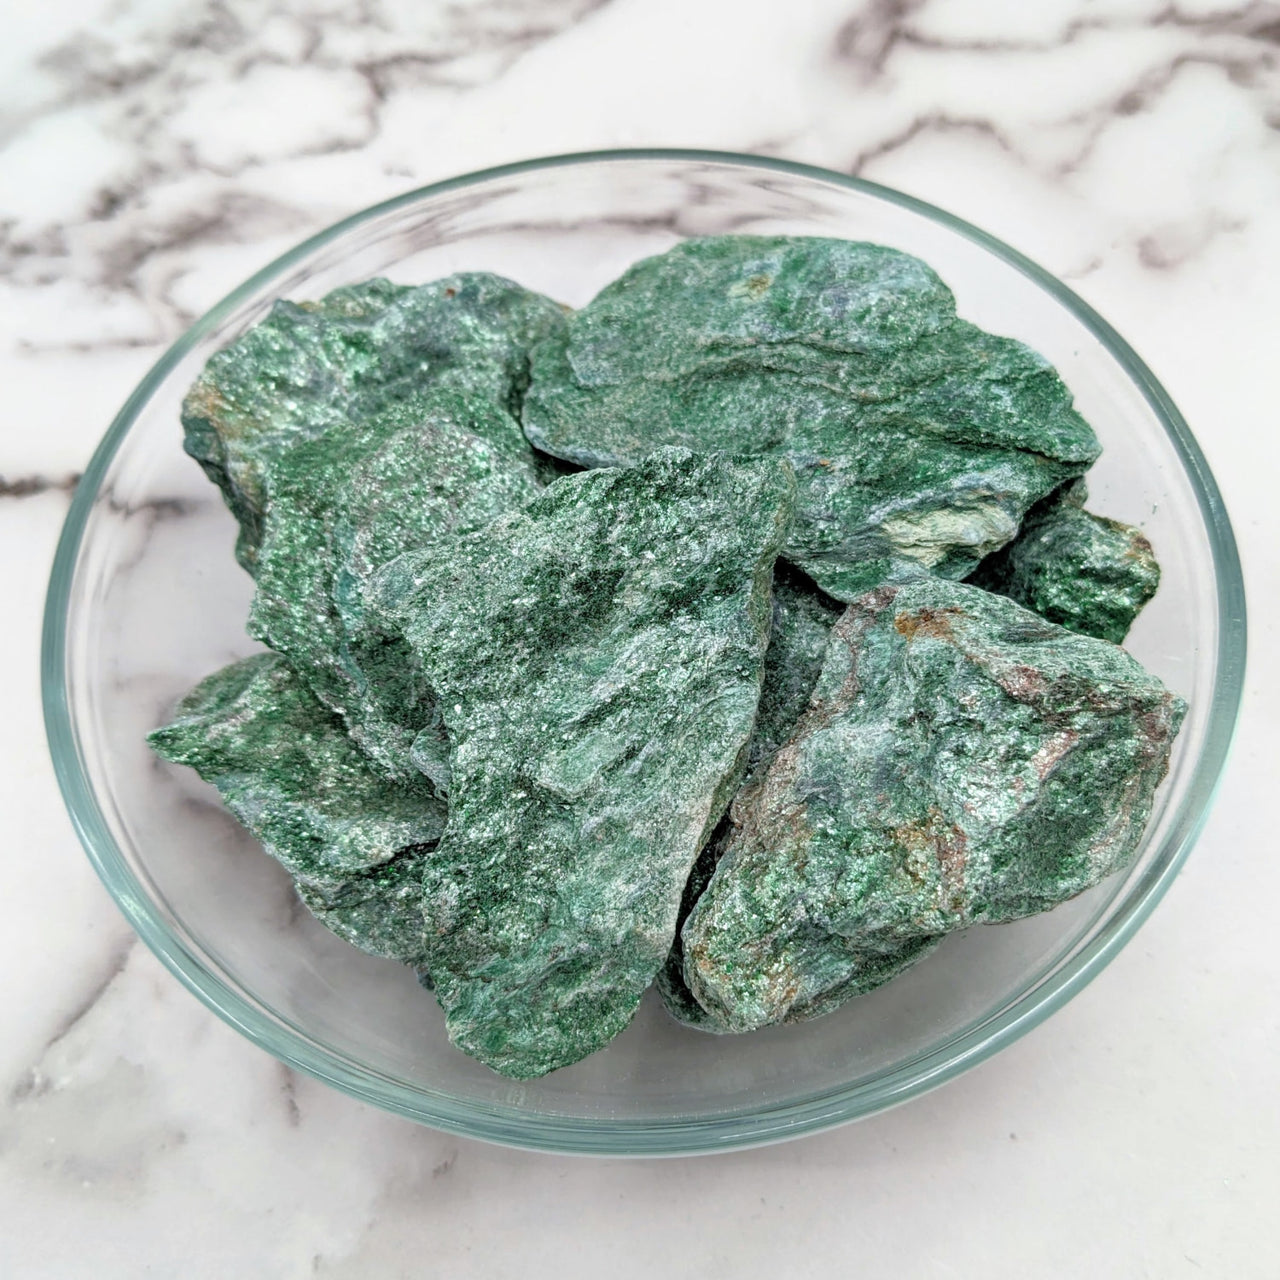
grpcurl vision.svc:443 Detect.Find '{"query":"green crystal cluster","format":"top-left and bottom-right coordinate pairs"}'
top-left (151, 238), bottom-right (1185, 1078)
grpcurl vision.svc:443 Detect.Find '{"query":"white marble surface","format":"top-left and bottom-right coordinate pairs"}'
top-left (1, 0), bottom-right (1277, 1275)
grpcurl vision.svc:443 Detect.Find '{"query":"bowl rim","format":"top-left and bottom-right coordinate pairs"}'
top-left (41, 147), bottom-right (1247, 1156)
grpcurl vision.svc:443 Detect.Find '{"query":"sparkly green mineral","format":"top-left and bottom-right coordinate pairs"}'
top-left (522, 236), bottom-right (1101, 599)
top-left (147, 653), bottom-right (445, 964)
top-left (968, 480), bottom-right (1160, 643)
top-left (295, 855), bottom-right (434, 965)
top-left (748, 565), bottom-right (844, 777)
top-left (182, 273), bottom-right (566, 572)
top-left (657, 564), bottom-right (912, 1031)
top-left (152, 240), bottom-right (1183, 1078)
top-left (247, 390), bottom-right (541, 780)
top-left (363, 447), bottom-right (795, 1077)
top-left (674, 576), bottom-right (1186, 1033)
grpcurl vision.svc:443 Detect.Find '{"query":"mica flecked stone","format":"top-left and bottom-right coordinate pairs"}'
top-left (748, 565), bottom-right (845, 778)
top-left (657, 564), bottom-right (893, 1031)
top-left (522, 236), bottom-right (1101, 600)
top-left (147, 653), bottom-right (445, 964)
top-left (968, 480), bottom-right (1161, 643)
top-left (294, 853), bottom-right (434, 965)
top-left (246, 389), bottom-right (542, 780)
top-left (674, 576), bottom-right (1186, 1033)
top-left (182, 273), bottom-right (567, 573)
top-left (363, 447), bottom-right (795, 1077)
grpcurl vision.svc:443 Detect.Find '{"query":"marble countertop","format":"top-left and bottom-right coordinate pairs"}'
top-left (2, 1), bottom-right (1276, 1275)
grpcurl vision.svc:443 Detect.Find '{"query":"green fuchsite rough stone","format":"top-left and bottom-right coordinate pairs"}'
top-left (154, 242), bottom-right (1189, 1076)
top-left (748, 566), bottom-right (845, 777)
top-left (363, 447), bottom-right (795, 1077)
top-left (182, 273), bottom-right (567, 572)
top-left (652, 818), bottom-right (733, 1029)
top-left (968, 480), bottom-right (1161, 643)
top-left (295, 854), bottom-right (434, 965)
top-left (661, 871), bottom-right (941, 1031)
top-left (656, 564), bottom-right (889, 1030)
top-left (674, 576), bottom-right (1186, 1033)
top-left (247, 389), bottom-right (542, 781)
top-left (147, 653), bottom-right (445, 964)
top-left (522, 236), bottom-right (1101, 600)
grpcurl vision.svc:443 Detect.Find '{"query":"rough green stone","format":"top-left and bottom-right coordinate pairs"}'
top-left (656, 565), bottom-right (870, 1030)
top-left (522, 236), bottom-right (1100, 600)
top-left (652, 819), bottom-right (731, 1030)
top-left (676, 576), bottom-right (1186, 1033)
top-left (182, 273), bottom-right (566, 573)
top-left (296, 852), bottom-right (433, 964)
top-left (364, 447), bottom-right (795, 1077)
top-left (247, 389), bottom-right (541, 780)
top-left (968, 480), bottom-right (1161, 643)
top-left (662, 908), bottom-right (942, 1031)
top-left (748, 565), bottom-right (845, 777)
top-left (147, 653), bottom-right (445, 964)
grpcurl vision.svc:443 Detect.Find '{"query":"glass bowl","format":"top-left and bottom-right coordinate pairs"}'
top-left (42, 150), bottom-right (1246, 1155)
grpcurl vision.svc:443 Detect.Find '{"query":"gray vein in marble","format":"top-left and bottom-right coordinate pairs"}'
top-left (0, 473), bottom-right (80, 499)
top-left (95, 487), bottom-right (199, 521)
top-left (849, 111), bottom-right (1020, 174)
top-left (1052, 48), bottom-right (1279, 178)
top-left (354, 0), bottom-right (615, 98)
top-left (835, 0), bottom-right (1280, 70)
top-left (837, 3), bottom-right (1279, 163)
top-left (40, 936), bottom-right (138, 1054)
top-left (76, 490), bottom-right (206, 584)
top-left (1, 0), bottom-right (619, 316)
top-left (16, 0), bottom-right (616, 134)
top-left (832, 0), bottom-right (930, 79)
top-left (86, 193), bottom-right (308, 291)
top-left (1137, 212), bottom-right (1248, 269)
top-left (7, 935), bottom-right (140, 1108)
top-left (0, 0), bottom-right (1274, 370)
top-left (7, 1066), bottom-right (50, 1106)
top-left (827, 0), bottom-right (1279, 278)
top-left (1058, 255), bottom-right (1105, 281)
top-left (277, 1063), bottom-right (302, 1128)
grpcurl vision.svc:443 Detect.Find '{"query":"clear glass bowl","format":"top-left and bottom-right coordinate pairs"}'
top-left (42, 151), bottom-right (1246, 1155)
